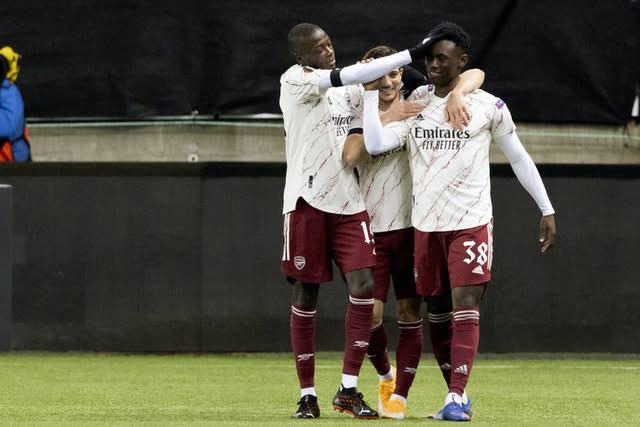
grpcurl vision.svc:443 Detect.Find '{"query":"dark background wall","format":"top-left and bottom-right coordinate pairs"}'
top-left (0, 163), bottom-right (637, 353)
top-left (3, 1), bottom-right (639, 123)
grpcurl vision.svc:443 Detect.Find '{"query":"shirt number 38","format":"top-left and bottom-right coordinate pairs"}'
top-left (462, 240), bottom-right (491, 268)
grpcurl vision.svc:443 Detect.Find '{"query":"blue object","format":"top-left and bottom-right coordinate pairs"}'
top-left (441, 401), bottom-right (471, 421)
top-left (0, 79), bottom-right (30, 162)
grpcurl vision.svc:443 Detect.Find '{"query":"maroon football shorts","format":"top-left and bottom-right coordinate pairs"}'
top-left (372, 227), bottom-right (418, 302)
top-left (414, 222), bottom-right (493, 297)
top-left (282, 198), bottom-right (377, 283)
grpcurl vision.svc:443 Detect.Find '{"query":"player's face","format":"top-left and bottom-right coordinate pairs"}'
top-left (297, 30), bottom-right (336, 70)
top-left (377, 67), bottom-right (403, 105)
top-left (425, 40), bottom-right (467, 88)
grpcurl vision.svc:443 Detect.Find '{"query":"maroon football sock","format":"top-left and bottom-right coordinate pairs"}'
top-left (427, 311), bottom-right (453, 386)
top-left (343, 295), bottom-right (374, 376)
top-left (394, 319), bottom-right (423, 398)
top-left (449, 306), bottom-right (480, 396)
top-left (290, 305), bottom-right (316, 389)
top-left (367, 323), bottom-right (391, 376)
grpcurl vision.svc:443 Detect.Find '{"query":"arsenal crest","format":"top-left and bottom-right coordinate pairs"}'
top-left (294, 256), bottom-right (306, 270)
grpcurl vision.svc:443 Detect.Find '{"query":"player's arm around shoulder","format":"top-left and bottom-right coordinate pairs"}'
top-left (379, 98), bottom-right (424, 125)
top-left (446, 68), bottom-right (485, 130)
top-left (343, 102), bottom-right (418, 167)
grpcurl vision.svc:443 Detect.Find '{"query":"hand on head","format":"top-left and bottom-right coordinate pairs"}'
top-left (408, 34), bottom-right (435, 61)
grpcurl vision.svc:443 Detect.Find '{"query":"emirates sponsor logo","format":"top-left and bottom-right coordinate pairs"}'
top-left (294, 256), bottom-right (306, 270)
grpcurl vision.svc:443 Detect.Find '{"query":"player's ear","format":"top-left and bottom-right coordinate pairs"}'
top-left (459, 53), bottom-right (469, 70)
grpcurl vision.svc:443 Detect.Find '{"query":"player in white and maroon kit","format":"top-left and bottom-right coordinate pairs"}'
top-left (279, 23), bottom-right (436, 420)
top-left (360, 22), bottom-right (556, 422)
top-left (343, 45), bottom-right (484, 419)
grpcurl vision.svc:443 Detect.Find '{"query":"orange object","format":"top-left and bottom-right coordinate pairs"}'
top-left (0, 140), bottom-right (13, 162)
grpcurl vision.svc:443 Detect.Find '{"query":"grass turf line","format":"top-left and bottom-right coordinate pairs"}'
top-left (0, 352), bottom-right (638, 426)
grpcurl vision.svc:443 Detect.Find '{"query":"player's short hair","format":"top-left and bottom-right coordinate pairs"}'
top-left (361, 45), bottom-right (397, 61)
top-left (425, 21), bottom-right (471, 53)
top-left (287, 23), bottom-right (323, 58)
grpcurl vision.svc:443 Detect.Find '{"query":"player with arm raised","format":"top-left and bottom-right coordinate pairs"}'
top-left (280, 22), bottom-right (434, 420)
top-left (360, 22), bottom-right (556, 421)
top-left (342, 45), bottom-right (484, 419)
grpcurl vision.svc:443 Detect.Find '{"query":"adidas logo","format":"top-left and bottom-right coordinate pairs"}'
top-left (472, 265), bottom-right (484, 275)
top-left (454, 364), bottom-right (469, 375)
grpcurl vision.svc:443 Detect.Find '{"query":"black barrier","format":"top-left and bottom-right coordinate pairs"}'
top-left (0, 163), bottom-right (638, 353)
top-left (4, 1), bottom-right (640, 123)
top-left (0, 185), bottom-right (12, 350)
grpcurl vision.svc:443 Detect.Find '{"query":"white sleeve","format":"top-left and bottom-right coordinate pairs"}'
top-left (362, 90), bottom-right (403, 155)
top-left (495, 131), bottom-right (555, 216)
top-left (319, 50), bottom-right (412, 90)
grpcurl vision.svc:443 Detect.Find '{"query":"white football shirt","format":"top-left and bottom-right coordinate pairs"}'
top-left (279, 64), bottom-right (365, 215)
top-left (357, 124), bottom-right (413, 233)
top-left (403, 85), bottom-right (516, 232)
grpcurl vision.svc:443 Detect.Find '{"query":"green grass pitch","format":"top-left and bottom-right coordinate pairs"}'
top-left (0, 352), bottom-right (638, 426)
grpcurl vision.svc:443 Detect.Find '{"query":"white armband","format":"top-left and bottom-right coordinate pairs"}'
top-left (362, 91), bottom-right (403, 155)
top-left (495, 131), bottom-right (555, 216)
